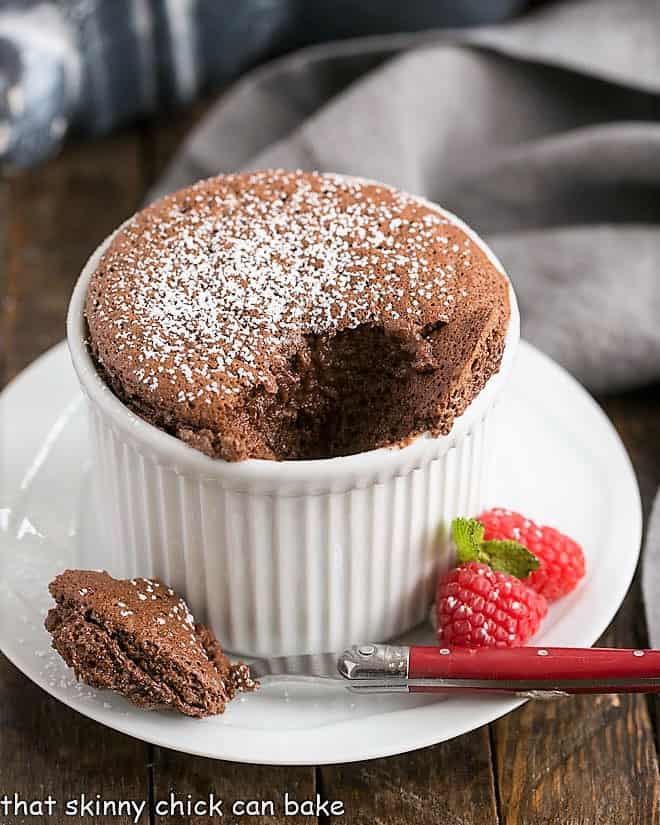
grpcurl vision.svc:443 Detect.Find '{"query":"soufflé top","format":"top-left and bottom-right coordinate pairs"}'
top-left (85, 170), bottom-right (510, 461)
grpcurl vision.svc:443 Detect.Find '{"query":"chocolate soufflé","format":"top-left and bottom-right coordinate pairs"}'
top-left (85, 170), bottom-right (510, 461)
top-left (45, 570), bottom-right (256, 717)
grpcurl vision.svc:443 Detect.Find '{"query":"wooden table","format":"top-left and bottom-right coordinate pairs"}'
top-left (2, 104), bottom-right (659, 824)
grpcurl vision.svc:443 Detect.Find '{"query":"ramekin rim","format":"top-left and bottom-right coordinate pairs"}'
top-left (66, 181), bottom-right (520, 486)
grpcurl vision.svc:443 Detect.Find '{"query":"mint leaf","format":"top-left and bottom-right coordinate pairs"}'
top-left (481, 540), bottom-right (539, 579)
top-left (450, 517), bottom-right (539, 579)
top-left (451, 517), bottom-right (485, 563)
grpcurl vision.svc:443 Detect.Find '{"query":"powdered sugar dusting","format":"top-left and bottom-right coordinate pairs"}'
top-left (88, 170), bottom-right (476, 405)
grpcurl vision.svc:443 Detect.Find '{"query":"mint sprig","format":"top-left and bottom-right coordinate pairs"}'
top-left (451, 517), bottom-right (539, 579)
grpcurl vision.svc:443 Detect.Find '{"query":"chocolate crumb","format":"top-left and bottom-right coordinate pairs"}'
top-left (45, 570), bottom-right (257, 718)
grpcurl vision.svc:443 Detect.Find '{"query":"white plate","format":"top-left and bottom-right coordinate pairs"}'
top-left (0, 341), bottom-right (642, 765)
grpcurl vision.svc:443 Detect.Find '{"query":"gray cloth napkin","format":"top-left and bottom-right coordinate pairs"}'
top-left (150, 0), bottom-right (660, 627)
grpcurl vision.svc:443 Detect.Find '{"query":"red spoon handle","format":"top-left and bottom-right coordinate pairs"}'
top-left (408, 645), bottom-right (660, 693)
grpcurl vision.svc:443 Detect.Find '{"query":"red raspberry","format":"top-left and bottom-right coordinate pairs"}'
top-left (477, 508), bottom-right (586, 602)
top-left (436, 561), bottom-right (548, 648)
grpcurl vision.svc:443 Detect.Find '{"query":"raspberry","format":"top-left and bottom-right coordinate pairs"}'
top-left (436, 561), bottom-right (548, 647)
top-left (477, 508), bottom-right (586, 602)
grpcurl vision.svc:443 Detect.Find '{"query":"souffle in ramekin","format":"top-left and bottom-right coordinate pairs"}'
top-left (67, 170), bottom-right (519, 656)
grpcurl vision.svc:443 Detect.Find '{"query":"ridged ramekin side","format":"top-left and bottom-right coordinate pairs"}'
top-left (86, 401), bottom-right (495, 656)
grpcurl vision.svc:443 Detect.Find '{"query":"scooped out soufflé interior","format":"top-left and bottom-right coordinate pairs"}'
top-left (85, 170), bottom-right (510, 461)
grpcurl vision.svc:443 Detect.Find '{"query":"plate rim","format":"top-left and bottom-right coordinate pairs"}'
top-left (0, 339), bottom-right (642, 765)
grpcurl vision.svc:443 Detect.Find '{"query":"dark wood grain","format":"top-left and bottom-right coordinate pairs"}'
top-left (492, 592), bottom-right (659, 825)
top-left (320, 730), bottom-right (499, 825)
top-left (603, 387), bottom-right (660, 522)
top-left (1, 132), bottom-right (143, 384)
top-left (605, 387), bottom-right (660, 768)
top-left (153, 749), bottom-right (316, 824)
top-left (0, 658), bottom-right (150, 824)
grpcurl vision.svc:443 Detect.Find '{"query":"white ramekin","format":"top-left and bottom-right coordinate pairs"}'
top-left (67, 200), bottom-right (519, 657)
